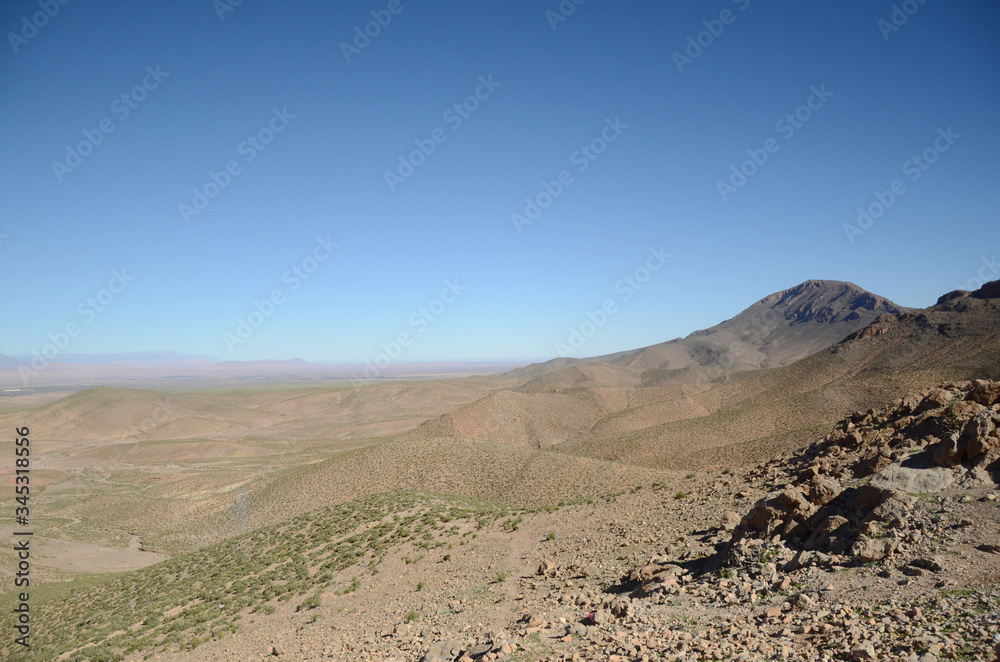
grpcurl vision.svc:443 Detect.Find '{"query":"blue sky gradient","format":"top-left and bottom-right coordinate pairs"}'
top-left (2, 0), bottom-right (998, 363)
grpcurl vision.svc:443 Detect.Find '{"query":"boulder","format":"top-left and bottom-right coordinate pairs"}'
top-left (932, 434), bottom-right (964, 467)
top-left (854, 450), bottom-right (893, 477)
top-left (423, 639), bottom-right (464, 662)
top-left (851, 643), bottom-right (877, 660)
top-left (909, 556), bottom-right (944, 572)
top-left (968, 380), bottom-right (1000, 407)
top-left (915, 388), bottom-right (953, 415)
top-left (720, 511), bottom-right (741, 531)
top-left (964, 412), bottom-right (997, 460)
top-left (871, 464), bottom-right (955, 493)
top-left (840, 432), bottom-right (863, 449)
top-left (735, 486), bottom-right (816, 541)
top-left (628, 564), bottom-right (660, 583)
top-left (808, 476), bottom-right (841, 506)
top-left (467, 642), bottom-right (493, 657)
top-left (853, 485), bottom-right (893, 513)
top-left (776, 486), bottom-right (813, 514)
top-left (804, 515), bottom-right (850, 552)
top-left (866, 491), bottom-right (916, 529)
top-left (851, 535), bottom-right (898, 563)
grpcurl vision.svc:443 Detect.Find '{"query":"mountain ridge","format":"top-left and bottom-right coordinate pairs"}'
top-left (505, 279), bottom-right (913, 385)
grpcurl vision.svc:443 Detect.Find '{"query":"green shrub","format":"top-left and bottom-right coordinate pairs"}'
top-left (298, 593), bottom-right (322, 611)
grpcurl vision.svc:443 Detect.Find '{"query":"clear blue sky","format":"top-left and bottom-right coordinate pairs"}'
top-left (2, 0), bottom-right (998, 363)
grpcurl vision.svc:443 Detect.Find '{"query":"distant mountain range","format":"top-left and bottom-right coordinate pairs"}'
top-left (6, 351), bottom-right (221, 365)
top-left (413, 278), bottom-right (1000, 467)
top-left (3, 279), bottom-right (994, 401)
top-left (505, 279), bottom-right (913, 386)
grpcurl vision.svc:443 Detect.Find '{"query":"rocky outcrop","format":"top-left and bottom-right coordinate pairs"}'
top-left (729, 380), bottom-right (1000, 567)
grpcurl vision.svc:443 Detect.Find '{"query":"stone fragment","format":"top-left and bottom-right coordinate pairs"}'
top-left (851, 643), bottom-right (876, 660)
top-left (851, 536), bottom-right (897, 563)
top-left (804, 515), bottom-right (849, 552)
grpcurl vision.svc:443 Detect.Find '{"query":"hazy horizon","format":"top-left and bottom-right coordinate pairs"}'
top-left (3, 274), bottom-right (967, 369)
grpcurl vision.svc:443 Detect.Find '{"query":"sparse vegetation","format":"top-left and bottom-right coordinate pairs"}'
top-left (501, 516), bottom-right (524, 532)
top-left (0, 490), bottom-right (524, 661)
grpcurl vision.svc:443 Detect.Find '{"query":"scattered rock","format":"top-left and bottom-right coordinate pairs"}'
top-left (423, 639), bottom-right (464, 662)
top-left (851, 642), bottom-right (877, 660)
top-left (915, 388), bottom-right (953, 415)
top-left (852, 535), bottom-right (897, 563)
top-left (909, 556), bottom-right (944, 572)
top-left (720, 511), bottom-right (741, 531)
top-left (804, 515), bottom-right (849, 552)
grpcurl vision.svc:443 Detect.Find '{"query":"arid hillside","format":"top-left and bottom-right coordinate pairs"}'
top-left (2, 380), bottom-right (996, 662)
top-left (507, 280), bottom-right (912, 383)
top-left (423, 282), bottom-right (1000, 469)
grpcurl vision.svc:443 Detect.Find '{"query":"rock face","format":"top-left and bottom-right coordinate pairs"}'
top-left (974, 279), bottom-right (1000, 299)
top-left (936, 278), bottom-right (1000, 304)
top-left (729, 380), bottom-right (1000, 567)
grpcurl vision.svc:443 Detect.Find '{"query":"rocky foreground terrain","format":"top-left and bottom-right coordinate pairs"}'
top-left (165, 380), bottom-right (1000, 662)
